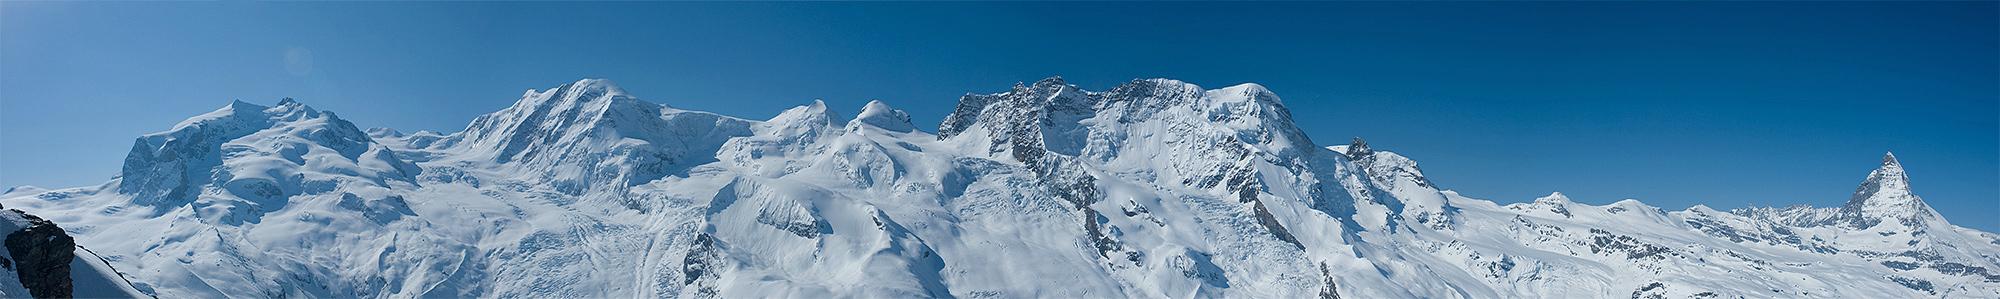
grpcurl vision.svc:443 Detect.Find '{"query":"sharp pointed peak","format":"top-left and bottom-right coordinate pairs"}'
top-left (1520, 192), bottom-right (1576, 217)
top-left (1841, 152), bottom-right (1933, 228)
top-left (1538, 192), bottom-right (1572, 203)
top-left (1850, 153), bottom-right (1913, 197)
top-left (1346, 137), bottom-right (1373, 158)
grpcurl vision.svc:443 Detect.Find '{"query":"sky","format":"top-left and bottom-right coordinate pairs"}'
top-left (2, 2), bottom-right (1994, 231)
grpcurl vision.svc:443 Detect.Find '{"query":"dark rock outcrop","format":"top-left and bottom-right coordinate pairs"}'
top-left (4, 208), bottom-right (74, 299)
top-left (1344, 137), bottom-right (1372, 159)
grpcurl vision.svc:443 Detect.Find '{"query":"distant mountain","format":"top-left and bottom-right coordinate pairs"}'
top-left (3, 78), bottom-right (1994, 298)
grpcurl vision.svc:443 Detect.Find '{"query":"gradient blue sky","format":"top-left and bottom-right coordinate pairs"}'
top-left (3, 2), bottom-right (1995, 230)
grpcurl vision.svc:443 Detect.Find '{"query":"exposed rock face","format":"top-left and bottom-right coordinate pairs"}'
top-left (0, 206), bottom-right (74, 299)
top-left (1344, 137), bottom-right (1372, 159)
top-left (2, 78), bottom-right (1998, 298)
top-left (937, 76), bottom-right (1317, 260)
top-left (1839, 153), bottom-right (1936, 230)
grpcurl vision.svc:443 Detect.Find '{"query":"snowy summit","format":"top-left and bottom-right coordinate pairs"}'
top-left (1, 78), bottom-right (1995, 298)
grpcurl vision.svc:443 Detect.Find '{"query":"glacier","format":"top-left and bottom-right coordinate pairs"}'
top-left (1, 77), bottom-right (1996, 298)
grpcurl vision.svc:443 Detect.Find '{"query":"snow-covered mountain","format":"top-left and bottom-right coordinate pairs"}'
top-left (2, 77), bottom-right (1995, 298)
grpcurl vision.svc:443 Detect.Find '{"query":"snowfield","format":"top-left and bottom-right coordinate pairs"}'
top-left (2, 77), bottom-right (1995, 298)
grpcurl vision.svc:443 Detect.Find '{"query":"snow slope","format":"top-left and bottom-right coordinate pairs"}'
top-left (72, 245), bottom-right (150, 299)
top-left (0, 203), bottom-right (148, 299)
top-left (2, 77), bottom-right (1995, 298)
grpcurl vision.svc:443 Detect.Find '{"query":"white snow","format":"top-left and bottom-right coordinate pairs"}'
top-left (0, 211), bottom-right (35, 298)
top-left (71, 246), bottom-right (149, 299)
top-left (0, 77), bottom-right (1994, 298)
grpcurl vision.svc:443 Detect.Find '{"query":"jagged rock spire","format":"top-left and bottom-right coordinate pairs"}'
top-left (1345, 137), bottom-right (1372, 159)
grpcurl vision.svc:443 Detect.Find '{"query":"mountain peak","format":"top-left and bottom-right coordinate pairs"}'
top-left (176, 99), bottom-right (327, 133)
top-left (23, 77), bottom-right (2000, 299)
top-left (1509, 192), bottom-right (1576, 218)
top-left (570, 78), bottom-right (628, 95)
top-left (457, 78), bottom-right (679, 165)
top-left (1538, 192), bottom-right (1572, 204)
top-left (858, 99), bottom-right (893, 116)
top-left (1346, 137), bottom-right (1372, 159)
top-left (1840, 151), bottom-right (1935, 229)
top-left (1032, 76), bottom-right (1066, 87)
top-left (501, 78), bottom-right (634, 110)
top-left (767, 100), bottom-right (845, 130)
top-left (1848, 152), bottom-right (1913, 205)
top-left (853, 100), bottom-right (916, 133)
top-left (938, 77), bottom-right (1091, 140)
top-left (1217, 82), bottom-right (1281, 105)
top-left (224, 99), bottom-right (267, 114)
top-left (118, 98), bottom-right (379, 206)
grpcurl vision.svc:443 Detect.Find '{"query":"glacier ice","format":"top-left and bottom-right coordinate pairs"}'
top-left (2, 77), bottom-right (1996, 298)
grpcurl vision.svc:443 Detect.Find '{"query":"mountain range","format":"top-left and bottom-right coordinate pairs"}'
top-left (2, 77), bottom-right (1995, 298)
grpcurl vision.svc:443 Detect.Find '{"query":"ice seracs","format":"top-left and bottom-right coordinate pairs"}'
top-left (1, 78), bottom-right (1995, 298)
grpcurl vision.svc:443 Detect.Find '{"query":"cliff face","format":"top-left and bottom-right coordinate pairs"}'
top-left (0, 205), bottom-right (74, 299)
top-left (2, 78), bottom-right (1997, 298)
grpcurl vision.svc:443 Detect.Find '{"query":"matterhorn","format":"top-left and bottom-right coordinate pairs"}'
top-left (2, 77), bottom-right (1995, 298)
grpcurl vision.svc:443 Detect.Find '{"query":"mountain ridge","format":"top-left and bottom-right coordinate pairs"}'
top-left (1, 77), bottom-right (1995, 298)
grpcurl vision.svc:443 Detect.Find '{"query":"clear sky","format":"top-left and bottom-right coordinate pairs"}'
top-left (3, 2), bottom-right (1994, 231)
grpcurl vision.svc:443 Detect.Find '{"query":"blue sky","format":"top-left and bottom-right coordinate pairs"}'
top-left (2, 2), bottom-right (1994, 231)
